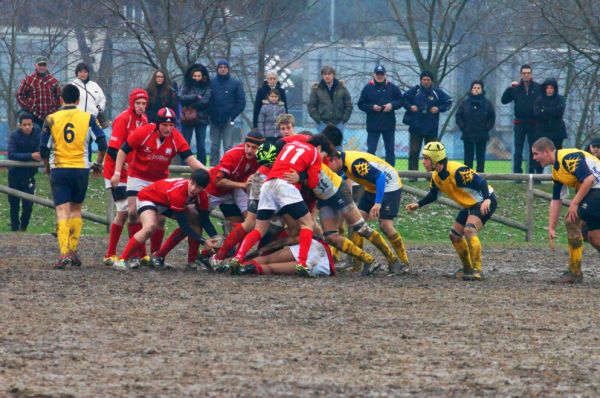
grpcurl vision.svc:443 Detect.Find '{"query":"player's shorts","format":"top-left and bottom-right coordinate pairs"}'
top-left (50, 168), bottom-right (89, 206)
top-left (289, 239), bottom-right (333, 276)
top-left (137, 200), bottom-right (170, 216)
top-left (357, 188), bottom-right (402, 220)
top-left (126, 176), bottom-right (152, 197)
top-left (104, 178), bottom-right (128, 212)
top-left (578, 189), bottom-right (600, 231)
top-left (257, 179), bottom-right (308, 221)
top-left (456, 194), bottom-right (498, 226)
top-left (318, 182), bottom-right (356, 219)
top-left (208, 188), bottom-right (248, 218)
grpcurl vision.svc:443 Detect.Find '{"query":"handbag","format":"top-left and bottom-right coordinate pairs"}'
top-left (181, 105), bottom-right (199, 126)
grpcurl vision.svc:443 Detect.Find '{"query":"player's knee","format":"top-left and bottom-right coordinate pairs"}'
top-left (114, 211), bottom-right (127, 225)
top-left (463, 223), bottom-right (478, 238)
top-left (449, 228), bottom-right (463, 242)
top-left (324, 230), bottom-right (340, 245)
top-left (379, 221), bottom-right (394, 236)
top-left (352, 220), bottom-right (373, 237)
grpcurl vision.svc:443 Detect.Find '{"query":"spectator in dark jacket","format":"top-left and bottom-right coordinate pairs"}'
top-left (16, 56), bottom-right (61, 128)
top-left (7, 113), bottom-right (41, 231)
top-left (501, 64), bottom-right (542, 174)
top-left (402, 70), bottom-right (452, 171)
top-left (146, 70), bottom-right (179, 123)
top-left (307, 65), bottom-right (353, 132)
top-left (455, 80), bottom-right (496, 172)
top-left (253, 70), bottom-right (288, 129)
top-left (257, 89), bottom-right (286, 143)
top-left (178, 63), bottom-right (212, 164)
top-left (534, 78), bottom-right (567, 148)
top-left (209, 60), bottom-right (246, 165)
top-left (357, 65), bottom-right (404, 166)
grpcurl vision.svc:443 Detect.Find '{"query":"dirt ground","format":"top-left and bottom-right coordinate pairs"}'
top-left (1, 233), bottom-right (600, 397)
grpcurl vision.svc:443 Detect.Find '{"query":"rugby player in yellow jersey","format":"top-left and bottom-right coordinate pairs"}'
top-left (405, 142), bottom-right (497, 281)
top-left (532, 137), bottom-right (600, 284)
top-left (328, 150), bottom-right (411, 274)
top-left (40, 84), bottom-right (107, 269)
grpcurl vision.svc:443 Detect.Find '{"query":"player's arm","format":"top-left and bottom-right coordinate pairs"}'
top-left (564, 152), bottom-right (594, 223)
top-left (106, 117), bottom-right (126, 162)
top-left (90, 115), bottom-right (107, 175)
top-left (350, 158), bottom-right (385, 217)
top-left (549, 180), bottom-right (565, 249)
top-left (39, 116), bottom-right (53, 174)
top-left (407, 181), bottom-right (439, 211)
top-left (173, 211), bottom-right (206, 244)
top-left (305, 150), bottom-right (323, 190)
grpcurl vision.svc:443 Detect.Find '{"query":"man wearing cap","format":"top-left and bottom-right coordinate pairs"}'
top-left (16, 56), bottom-right (61, 129)
top-left (406, 141), bottom-right (497, 281)
top-left (358, 65), bottom-right (404, 166)
top-left (208, 60), bottom-right (246, 166)
top-left (402, 71), bottom-right (452, 172)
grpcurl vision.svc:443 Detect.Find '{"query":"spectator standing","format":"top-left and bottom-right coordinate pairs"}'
top-left (402, 70), bottom-right (452, 171)
top-left (257, 89), bottom-right (286, 144)
top-left (16, 56), bottom-right (61, 129)
top-left (7, 113), bottom-right (41, 231)
top-left (455, 80), bottom-right (496, 172)
top-left (357, 65), bottom-right (404, 166)
top-left (533, 78), bottom-right (567, 173)
top-left (307, 65), bottom-right (353, 132)
top-left (209, 60), bottom-right (246, 165)
top-left (146, 70), bottom-right (179, 123)
top-left (501, 64), bottom-right (542, 174)
top-left (253, 70), bottom-right (288, 130)
top-left (71, 62), bottom-right (106, 118)
top-left (178, 63), bottom-right (212, 165)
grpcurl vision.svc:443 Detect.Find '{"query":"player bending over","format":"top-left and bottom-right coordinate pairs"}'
top-left (406, 142), bottom-right (497, 281)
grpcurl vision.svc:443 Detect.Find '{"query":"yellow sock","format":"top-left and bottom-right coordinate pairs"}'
top-left (68, 217), bottom-right (83, 252)
top-left (341, 237), bottom-right (374, 264)
top-left (451, 237), bottom-right (472, 270)
top-left (568, 237), bottom-right (583, 275)
top-left (57, 219), bottom-right (70, 256)
top-left (466, 235), bottom-right (482, 273)
top-left (388, 232), bottom-right (410, 265)
top-left (365, 230), bottom-right (398, 263)
top-left (349, 231), bottom-right (364, 267)
top-left (330, 246), bottom-right (342, 262)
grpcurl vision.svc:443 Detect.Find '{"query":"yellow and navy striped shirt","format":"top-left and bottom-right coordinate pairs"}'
top-left (552, 148), bottom-right (600, 199)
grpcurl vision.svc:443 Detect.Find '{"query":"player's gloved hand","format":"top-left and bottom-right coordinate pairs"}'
top-left (480, 199), bottom-right (491, 215)
top-left (369, 203), bottom-right (381, 219)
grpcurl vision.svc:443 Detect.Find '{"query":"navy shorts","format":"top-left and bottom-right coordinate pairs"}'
top-left (358, 188), bottom-right (402, 220)
top-left (455, 194), bottom-right (498, 226)
top-left (578, 189), bottom-right (600, 231)
top-left (50, 168), bottom-right (90, 206)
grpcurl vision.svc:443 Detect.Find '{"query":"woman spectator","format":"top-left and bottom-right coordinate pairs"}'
top-left (455, 80), bottom-right (495, 172)
top-left (252, 69), bottom-right (287, 130)
top-left (146, 70), bottom-right (179, 123)
top-left (534, 77), bottom-right (567, 154)
top-left (178, 63), bottom-right (212, 164)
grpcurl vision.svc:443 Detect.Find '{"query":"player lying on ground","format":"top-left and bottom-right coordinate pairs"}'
top-left (532, 137), bottom-right (600, 284)
top-left (327, 150), bottom-right (410, 274)
top-left (40, 84), bottom-right (107, 269)
top-left (112, 170), bottom-right (213, 270)
top-left (405, 141), bottom-right (497, 281)
top-left (236, 238), bottom-right (335, 277)
top-left (228, 134), bottom-right (333, 277)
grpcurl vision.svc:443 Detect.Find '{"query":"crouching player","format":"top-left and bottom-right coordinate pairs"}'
top-left (112, 170), bottom-right (212, 270)
top-left (406, 142), bottom-right (497, 281)
top-left (532, 137), bottom-right (600, 284)
top-left (239, 239), bottom-right (335, 276)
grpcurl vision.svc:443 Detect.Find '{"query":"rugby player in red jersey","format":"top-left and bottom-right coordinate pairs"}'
top-left (102, 88), bottom-right (148, 266)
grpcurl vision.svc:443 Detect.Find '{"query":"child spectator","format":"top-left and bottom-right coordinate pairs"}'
top-left (257, 89), bottom-right (286, 144)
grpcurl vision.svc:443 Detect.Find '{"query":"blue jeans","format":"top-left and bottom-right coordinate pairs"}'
top-left (182, 123), bottom-right (208, 165)
top-left (367, 129), bottom-right (396, 166)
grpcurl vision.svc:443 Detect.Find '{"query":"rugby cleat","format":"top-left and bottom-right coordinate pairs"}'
top-left (102, 255), bottom-right (117, 267)
top-left (228, 258), bottom-right (243, 275)
top-left (445, 268), bottom-right (466, 279)
top-left (214, 263), bottom-right (230, 273)
top-left (294, 263), bottom-right (311, 278)
top-left (195, 257), bottom-right (213, 272)
top-left (54, 256), bottom-right (69, 270)
top-left (559, 270), bottom-right (583, 284)
top-left (186, 262), bottom-right (199, 271)
top-left (462, 268), bottom-right (482, 281)
top-left (128, 257), bottom-right (141, 269)
top-left (112, 259), bottom-right (128, 271)
top-left (240, 263), bottom-right (258, 275)
top-left (68, 252), bottom-right (82, 267)
top-left (209, 255), bottom-right (224, 269)
top-left (388, 260), bottom-right (409, 275)
top-left (140, 255), bottom-right (151, 267)
top-left (149, 255), bottom-right (165, 269)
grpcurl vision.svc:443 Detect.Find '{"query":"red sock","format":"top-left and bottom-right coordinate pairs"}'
top-left (188, 238), bottom-right (201, 263)
top-left (127, 222), bottom-right (146, 258)
top-left (105, 223), bottom-right (124, 257)
top-left (157, 228), bottom-right (185, 258)
top-left (150, 228), bottom-right (165, 253)
top-left (120, 236), bottom-right (143, 260)
top-left (234, 229), bottom-right (262, 261)
top-left (297, 228), bottom-right (313, 266)
top-left (216, 223), bottom-right (247, 260)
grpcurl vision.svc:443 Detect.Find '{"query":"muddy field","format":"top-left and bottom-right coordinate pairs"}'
top-left (1, 233), bottom-right (600, 397)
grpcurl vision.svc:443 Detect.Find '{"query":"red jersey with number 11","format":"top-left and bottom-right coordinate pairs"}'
top-left (267, 141), bottom-right (322, 190)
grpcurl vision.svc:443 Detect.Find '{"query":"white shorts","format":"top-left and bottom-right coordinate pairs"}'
top-left (257, 179), bottom-right (303, 212)
top-left (127, 176), bottom-right (152, 195)
top-left (207, 188), bottom-right (249, 212)
top-left (289, 239), bottom-right (332, 276)
top-left (137, 200), bottom-right (168, 215)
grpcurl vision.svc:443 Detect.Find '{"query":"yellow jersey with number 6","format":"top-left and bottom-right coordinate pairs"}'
top-left (44, 107), bottom-right (95, 169)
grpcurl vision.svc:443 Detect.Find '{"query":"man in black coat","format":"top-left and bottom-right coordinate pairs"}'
top-left (357, 65), bottom-right (404, 166)
top-left (501, 64), bottom-right (542, 174)
top-left (7, 113), bottom-right (41, 231)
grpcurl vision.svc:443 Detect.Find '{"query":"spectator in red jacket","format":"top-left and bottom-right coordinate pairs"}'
top-left (16, 56), bottom-right (61, 128)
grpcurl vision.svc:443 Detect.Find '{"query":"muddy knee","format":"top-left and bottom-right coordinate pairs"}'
top-left (352, 220), bottom-right (373, 238)
top-left (449, 228), bottom-right (463, 243)
top-left (463, 223), bottom-right (478, 238)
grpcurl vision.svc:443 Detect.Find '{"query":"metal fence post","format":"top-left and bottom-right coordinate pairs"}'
top-left (525, 174), bottom-right (534, 242)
